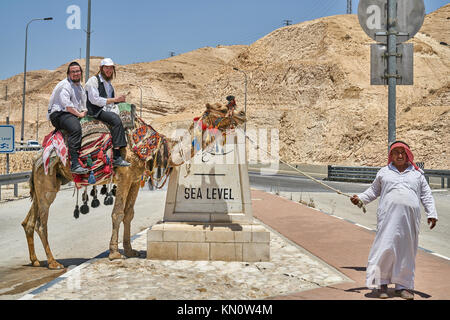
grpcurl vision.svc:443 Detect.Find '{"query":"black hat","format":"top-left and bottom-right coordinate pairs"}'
top-left (226, 95), bottom-right (235, 102)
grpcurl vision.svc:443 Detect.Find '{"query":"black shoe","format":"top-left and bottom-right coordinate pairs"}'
top-left (113, 156), bottom-right (131, 167)
top-left (71, 163), bottom-right (89, 174)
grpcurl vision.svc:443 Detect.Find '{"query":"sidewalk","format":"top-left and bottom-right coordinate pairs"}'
top-left (252, 190), bottom-right (450, 300)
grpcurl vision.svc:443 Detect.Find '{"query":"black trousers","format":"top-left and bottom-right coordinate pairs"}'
top-left (95, 110), bottom-right (127, 149)
top-left (50, 111), bottom-right (82, 164)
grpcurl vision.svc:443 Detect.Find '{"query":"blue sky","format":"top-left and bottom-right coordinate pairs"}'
top-left (0, 0), bottom-right (448, 80)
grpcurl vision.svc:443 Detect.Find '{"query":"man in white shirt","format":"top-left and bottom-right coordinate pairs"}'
top-left (85, 58), bottom-right (130, 167)
top-left (351, 141), bottom-right (438, 300)
top-left (47, 62), bottom-right (89, 174)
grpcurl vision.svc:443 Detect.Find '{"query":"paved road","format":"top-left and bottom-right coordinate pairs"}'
top-left (249, 171), bottom-right (371, 194)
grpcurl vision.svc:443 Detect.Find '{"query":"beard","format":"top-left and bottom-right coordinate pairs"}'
top-left (101, 69), bottom-right (114, 81)
top-left (70, 76), bottom-right (81, 84)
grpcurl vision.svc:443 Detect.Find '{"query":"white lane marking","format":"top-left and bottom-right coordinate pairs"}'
top-left (431, 252), bottom-right (450, 261)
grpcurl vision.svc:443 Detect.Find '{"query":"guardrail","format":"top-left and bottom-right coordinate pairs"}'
top-left (15, 146), bottom-right (43, 152)
top-left (0, 171), bottom-right (32, 200)
top-left (327, 165), bottom-right (450, 188)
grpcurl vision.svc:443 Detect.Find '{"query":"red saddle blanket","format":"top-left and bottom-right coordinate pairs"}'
top-left (73, 132), bottom-right (114, 187)
top-left (42, 130), bottom-right (114, 188)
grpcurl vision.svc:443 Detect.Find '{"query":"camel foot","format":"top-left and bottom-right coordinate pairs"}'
top-left (48, 260), bottom-right (64, 270)
top-left (109, 251), bottom-right (124, 261)
top-left (124, 249), bottom-right (140, 258)
top-left (31, 260), bottom-right (41, 267)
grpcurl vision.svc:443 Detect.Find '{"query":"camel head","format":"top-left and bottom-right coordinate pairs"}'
top-left (201, 102), bottom-right (247, 130)
top-left (167, 102), bottom-right (247, 167)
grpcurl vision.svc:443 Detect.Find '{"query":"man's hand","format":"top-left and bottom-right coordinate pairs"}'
top-left (428, 218), bottom-right (437, 230)
top-left (350, 195), bottom-right (360, 205)
top-left (114, 95), bottom-right (126, 103)
top-left (66, 107), bottom-right (87, 118)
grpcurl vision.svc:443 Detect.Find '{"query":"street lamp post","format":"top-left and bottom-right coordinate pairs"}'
top-left (21, 17), bottom-right (53, 143)
top-left (137, 85), bottom-right (143, 118)
top-left (233, 67), bottom-right (248, 133)
top-left (130, 84), bottom-right (144, 118)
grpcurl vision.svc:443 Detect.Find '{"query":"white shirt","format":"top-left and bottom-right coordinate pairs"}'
top-left (85, 74), bottom-right (117, 113)
top-left (358, 163), bottom-right (438, 220)
top-left (47, 78), bottom-right (87, 119)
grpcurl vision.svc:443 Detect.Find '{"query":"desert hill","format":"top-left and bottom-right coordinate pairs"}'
top-left (0, 4), bottom-right (449, 173)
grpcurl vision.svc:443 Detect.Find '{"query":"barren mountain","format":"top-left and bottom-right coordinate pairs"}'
top-left (1, 5), bottom-right (449, 172)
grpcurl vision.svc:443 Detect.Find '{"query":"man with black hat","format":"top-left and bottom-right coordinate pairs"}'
top-left (85, 58), bottom-right (130, 167)
top-left (47, 61), bottom-right (89, 174)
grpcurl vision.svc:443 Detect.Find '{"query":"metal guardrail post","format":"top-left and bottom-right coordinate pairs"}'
top-left (0, 172), bottom-right (32, 200)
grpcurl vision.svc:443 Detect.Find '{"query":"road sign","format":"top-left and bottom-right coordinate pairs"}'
top-left (0, 125), bottom-right (15, 153)
top-left (358, 0), bottom-right (425, 43)
top-left (371, 43), bottom-right (414, 85)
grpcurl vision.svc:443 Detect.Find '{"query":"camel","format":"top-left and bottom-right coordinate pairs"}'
top-left (22, 102), bottom-right (246, 269)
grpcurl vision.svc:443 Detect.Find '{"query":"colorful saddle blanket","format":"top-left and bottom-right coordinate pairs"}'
top-left (72, 132), bottom-right (113, 187)
top-left (130, 123), bottom-right (163, 160)
top-left (42, 131), bottom-right (67, 175)
top-left (129, 118), bottom-right (170, 179)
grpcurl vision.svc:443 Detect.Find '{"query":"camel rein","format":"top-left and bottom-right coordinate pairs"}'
top-left (235, 127), bottom-right (367, 213)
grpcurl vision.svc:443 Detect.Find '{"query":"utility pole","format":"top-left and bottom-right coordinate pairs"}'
top-left (36, 104), bottom-right (39, 141)
top-left (387, 0), bottom-right (397, 147)
top-left (85, 0), bottom-right (92, 83)
top-left (347, 0), bottom-right (352, 14)
top-left (283, 20), bottom-right (292, 26)
top-left (233, 68), bottom-right (248, 134)
top-left (5, 85), bottom-right (9, 174)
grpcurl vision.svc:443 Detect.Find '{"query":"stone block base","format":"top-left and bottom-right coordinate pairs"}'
top-left (147, 222), bottom-right (270, 262)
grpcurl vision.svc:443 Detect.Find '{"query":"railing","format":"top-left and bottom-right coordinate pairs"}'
top-left (0, 171), bottom-right (32, 200)
top-left (15, 146), bottom-right (42, 152)
top-left (327, 165), bottom-right (450, 188)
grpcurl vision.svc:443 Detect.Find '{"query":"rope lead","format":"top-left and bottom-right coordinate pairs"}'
top-left (237, 128), bottom-right (367, 214)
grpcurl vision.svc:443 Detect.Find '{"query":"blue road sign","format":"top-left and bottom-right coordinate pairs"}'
top-left (0, 125), bottom-right (15, 153)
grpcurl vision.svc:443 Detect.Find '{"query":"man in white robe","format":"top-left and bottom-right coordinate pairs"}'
top-left (351, 141), bottom-right (438, 300)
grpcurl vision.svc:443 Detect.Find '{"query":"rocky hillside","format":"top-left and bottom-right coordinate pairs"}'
top-left (1, 4), bottom-right (449, 172)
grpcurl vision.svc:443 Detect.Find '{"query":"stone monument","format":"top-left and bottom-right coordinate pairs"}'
top-left (147, 131), bottom-right (270, 262)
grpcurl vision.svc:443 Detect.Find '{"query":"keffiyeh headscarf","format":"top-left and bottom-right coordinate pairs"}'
top-left (388, 141), bottom-right (420, 171)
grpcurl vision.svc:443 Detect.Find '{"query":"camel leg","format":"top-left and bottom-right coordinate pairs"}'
top-left (21, 200), bottom-right (41, 267)
top-left (123, 181), bottom-right (141, 257)
top-left (22, 164), bottom-right (62, 269)
top-left (109, 181), bottom-right (130, 260)
top-left (35, 190), bottom-right (64, 269)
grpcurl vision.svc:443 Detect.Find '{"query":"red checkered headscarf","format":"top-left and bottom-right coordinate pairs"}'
top-left (388, 141), bottom-right (419, 171)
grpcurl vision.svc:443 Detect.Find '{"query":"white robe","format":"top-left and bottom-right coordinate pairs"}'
top-left (358, 163), bottom-right (438, 289)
